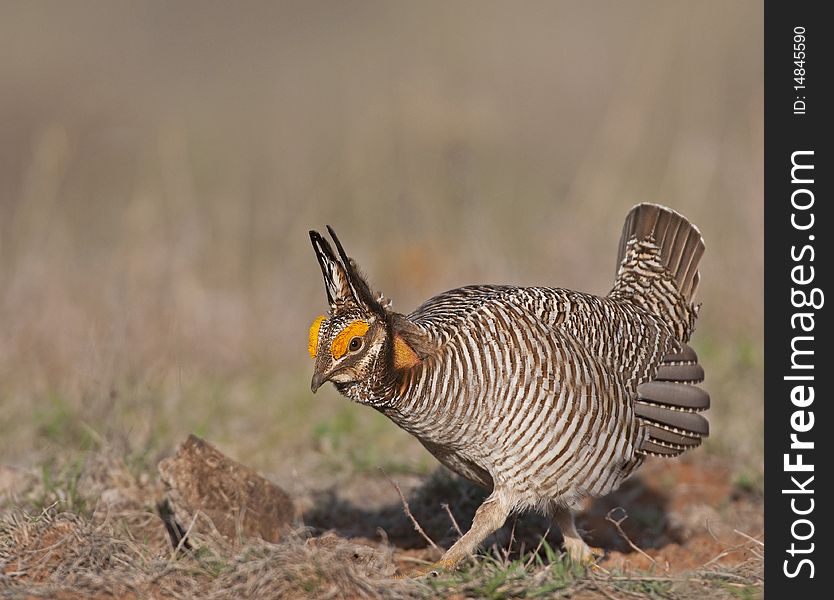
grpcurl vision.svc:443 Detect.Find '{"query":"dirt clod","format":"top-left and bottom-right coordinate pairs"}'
top-left (158, 434), bottom-right (296, 546)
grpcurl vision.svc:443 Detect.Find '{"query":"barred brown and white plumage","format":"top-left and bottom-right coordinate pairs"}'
top-left (308, 203), bottom-right (709, 570)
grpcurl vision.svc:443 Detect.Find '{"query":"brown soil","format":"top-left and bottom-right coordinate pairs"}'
top-left (298, 456), bottom-right (762, 575)
top-left (1, 453), bottom-right (763, 599)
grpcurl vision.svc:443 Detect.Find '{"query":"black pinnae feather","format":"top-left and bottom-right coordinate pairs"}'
top-left (309, 230), bottom-right (343, 307)
top-left (326, 225), bottom-right (385, 317)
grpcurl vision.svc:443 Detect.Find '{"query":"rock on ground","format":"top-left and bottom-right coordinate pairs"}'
top-left (158, 434), bottom-right (296, 545)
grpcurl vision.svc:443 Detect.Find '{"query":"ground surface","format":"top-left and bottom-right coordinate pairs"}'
top-left (1, 444), bottom-right (762, 599)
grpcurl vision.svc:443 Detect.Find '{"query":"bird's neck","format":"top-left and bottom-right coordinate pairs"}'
top-left (335, 354), bottom-right (400, 408)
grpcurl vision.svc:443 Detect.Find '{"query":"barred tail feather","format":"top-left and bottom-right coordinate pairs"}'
top-left (611, 204), bottom-right (709, 458)
top-left (610, 203), bottom-right (704, 342)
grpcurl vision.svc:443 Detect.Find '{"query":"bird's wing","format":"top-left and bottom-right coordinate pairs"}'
top-left (507, 288), bottom-right (709, 457)
top-left (505, 287), bottom-right (674, 389)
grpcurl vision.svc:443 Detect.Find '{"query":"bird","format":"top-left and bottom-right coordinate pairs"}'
top-left (307, 203), bottom-right (709, 572)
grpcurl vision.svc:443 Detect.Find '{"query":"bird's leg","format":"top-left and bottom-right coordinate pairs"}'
top-left (552, 505), bottom-right (599, 565)
top-left (414, 491), bottom-right (511, 577)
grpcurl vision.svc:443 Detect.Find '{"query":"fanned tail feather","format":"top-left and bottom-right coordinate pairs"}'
top-left (610, 203), bottom-right (704, 342)
top-left (610, 205), bottom-right (709, 458)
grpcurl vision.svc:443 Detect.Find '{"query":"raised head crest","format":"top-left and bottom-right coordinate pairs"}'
top-left (309, 227), bottom-right (385, 318)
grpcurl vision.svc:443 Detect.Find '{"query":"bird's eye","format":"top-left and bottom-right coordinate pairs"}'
top-left (349, 337), bottom-right (363, 352)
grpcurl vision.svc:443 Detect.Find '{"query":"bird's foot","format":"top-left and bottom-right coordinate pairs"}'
top-left (397, 558), bottom-right (459, 579)
top-left (564, 537), bottom-right (604, 566)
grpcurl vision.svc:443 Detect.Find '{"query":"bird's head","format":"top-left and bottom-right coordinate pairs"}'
top-left (308, 227), bottom-right (431, 403)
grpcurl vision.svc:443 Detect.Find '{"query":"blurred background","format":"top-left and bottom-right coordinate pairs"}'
top-left (0, 1), bottom-right (762, 487)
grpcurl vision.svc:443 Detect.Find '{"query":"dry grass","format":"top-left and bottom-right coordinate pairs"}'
top-left (0, 506), bottom-right (417, 599)
top-left (1, 447), bottom-right (762, 599)
top-left (1, 2), bottom-right (762, 598)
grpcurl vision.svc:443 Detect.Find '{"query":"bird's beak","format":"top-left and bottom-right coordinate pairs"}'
top-left (310, 372), bottom-right (326, 393)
